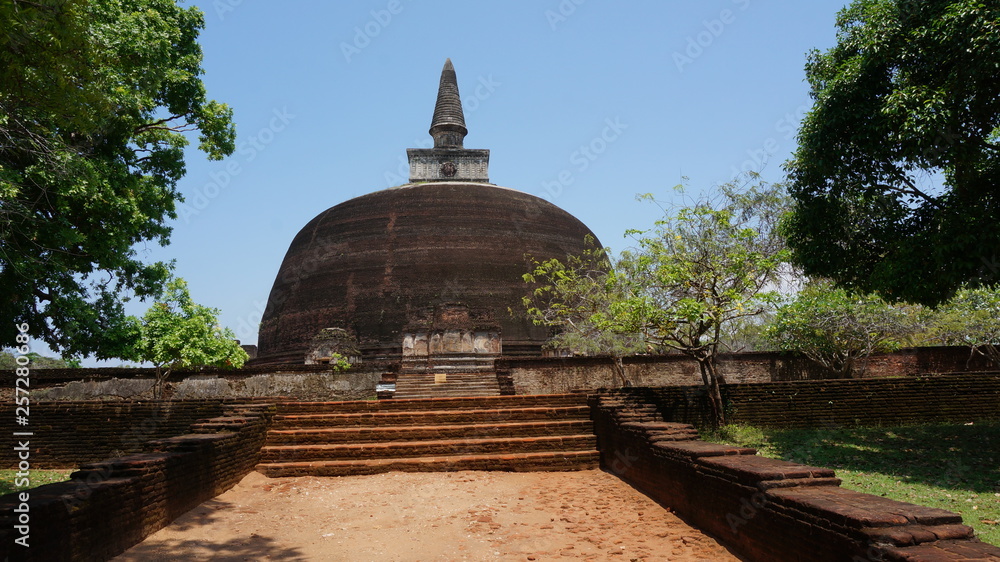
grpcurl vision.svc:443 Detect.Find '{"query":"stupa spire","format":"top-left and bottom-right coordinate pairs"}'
top-left (429, 58), bottom-right (468, 148)
top-left (406, 59), bottom-right (489, 183)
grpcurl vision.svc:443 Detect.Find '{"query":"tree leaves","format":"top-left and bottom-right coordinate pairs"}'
top-left (785, 0), bottom-right (1000, 305)
top-left (134, 277), bottom-right (248, 397)
top-left (522, 177), bottom-right (793, 424)
top-left (0, 0), bottom-right (235, 355)
top-left (765, 280), bottom-right (924, 376)
top-left (622, 178), bottom-right (792, 356)
top-left (931, 284), bottom-right (1000, 366)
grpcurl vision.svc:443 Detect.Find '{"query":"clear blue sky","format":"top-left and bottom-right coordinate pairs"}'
top-left (96, 0), bottom-right (851, 363)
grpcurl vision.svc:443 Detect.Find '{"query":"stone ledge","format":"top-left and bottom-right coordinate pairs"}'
top-left (699, 455), bottom-right (837, 486)
top-left (652, 440), bottom-right (757, 459)
top-left (862, 524), bottom-right (976, 547)
top-left (589, 390), bottom-right (993, 561)
top-left (882, 539), bottom-right (1000, 561)
top-left (767, 486), bottom-right (964, 529)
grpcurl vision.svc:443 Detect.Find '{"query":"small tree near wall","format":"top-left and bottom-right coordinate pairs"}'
top-left (523, 177), bottom-right (792, 426)
top-left (134, 278), bottom-right (248, 398)
top-left (619, 179), bottom-right (791, 425)
top-left (522, 240), bottom-right (646, 386)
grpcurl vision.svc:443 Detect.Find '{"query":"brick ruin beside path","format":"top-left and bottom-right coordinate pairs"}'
top-left (0, 372), bottom-right (998, 560)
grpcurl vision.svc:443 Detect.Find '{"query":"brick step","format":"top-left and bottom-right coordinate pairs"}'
top-left (265, 419), bottom-right (595, 445)
top-left (395, 380), bottom-right (498, 387)
top-left (394, 378), bottom-right (499, 386)
top-left (394, 386), bottom-right (499, 394)
top-left (394, 373), bottom-right (501, 399)
top-left (393, 389), bottom-right (501, 399)
top-left (259, 434), bottom-right (598, 462)
top-left (396, 377), bottom-right (497, 382)
top-left (396, 381), bottom-right (500, 390)
top-left (394, 371), bottom-right (498, 378)
top-left (275, 394), bottom-right (586, 414)
top-left (393, 394), bottom-right (499, 400)
top-left (256, 450), bottom-right (601, 477)
top-left (399, 366), bottom-right (496, 373)
top-left (271, 405), bottom-right (592, 429)
top-left (399, 360), bottom-right (496, 373)
top-left (391, 393), bottom-right (502, 400)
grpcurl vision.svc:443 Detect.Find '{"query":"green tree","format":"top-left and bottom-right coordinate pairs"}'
top-left (0, 351), bottom-right (70, 369)
top-left (134, 278), bottom-right (248, 398)
top-left (619, 179), bottom-right (791, 425)
top-left (0, 0), bottom-right (235, 357)
top-left (522, 240), bottom-right (646, 386)
top-left (783, 0), bottom-right (1000, 305)
top-left (524, 177), bottom-right (792, 425)
top-left (765, 280), bottom-right (924, 377)
top-left (932, 285), bottom-right (1000, 367)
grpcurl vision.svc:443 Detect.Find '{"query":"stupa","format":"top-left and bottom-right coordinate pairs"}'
top-left (254, 59), bottom-right (601, 365)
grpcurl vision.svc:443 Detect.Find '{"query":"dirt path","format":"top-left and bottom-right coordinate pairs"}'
top-left (114, 469), bottom-right (739, 561)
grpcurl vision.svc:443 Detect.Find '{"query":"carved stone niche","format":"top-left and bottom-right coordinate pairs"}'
top-left (305, 328), bottom-right (361, 365)
top-left (401, 303), bottom-right (502, 357)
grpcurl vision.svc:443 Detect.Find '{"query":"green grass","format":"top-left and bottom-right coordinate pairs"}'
top-left (0, 469), bottom-right (73, 496)
top-left (702, 422), bottom-right (1000, 547)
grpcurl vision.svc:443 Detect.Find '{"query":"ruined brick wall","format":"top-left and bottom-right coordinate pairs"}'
top-left (0, 403), bottom-right (274, 561)
top-left (590, 394), bottom-right (1000, 561)
top-left (0, 363), bottom-right (389, 402)
top-left (724, 373), bottom-right (1000, 428)
top-left (618, 372), bottom-right (1000, 429)
top-left (497, 346), bottom-right (995, 394)
top-left (0, 400), bottom-right (230, 469)
top-left (497, 355), bottom-right (703, 394)
top-left (0, 363), bottom-right (361, 384)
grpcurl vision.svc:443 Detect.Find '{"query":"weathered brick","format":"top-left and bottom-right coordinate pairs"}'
top-left (590, 390), bottom-right (996, 562)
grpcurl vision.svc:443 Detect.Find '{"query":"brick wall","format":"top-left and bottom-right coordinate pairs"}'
top-left (0, 402), bottom-right (274, 561)
top-left (497, 346), bottom-right (995, 394)
top-left (0, 363), bottom-right (391, 402)
top-left (0, 401), bottom-right (230, 469)
top-left (589, 393), bottom-right (1000, 561)
top-left (4, 346), bottom-right (992, 401)
top-left (615, 372), bottom-right (1000, 429)
top-left (1, 362), bottom-right (396, 384)
top-left (724, 373), bottom-right (1000, 428)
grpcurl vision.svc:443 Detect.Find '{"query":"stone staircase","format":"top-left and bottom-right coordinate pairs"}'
top-left (392, 371), bottom-right (501, 399)
top-left (255, 394), bottom-right (599, 477)
top-left (400, 354), bottom-right (496, 373)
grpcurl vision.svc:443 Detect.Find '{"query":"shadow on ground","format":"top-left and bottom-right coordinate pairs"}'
top-left (712, 421), bottom-right (1000, 493)
top-left (113, 498), bottom-right (307, 561)
top-left (114, 535), bottom-right (306, 561)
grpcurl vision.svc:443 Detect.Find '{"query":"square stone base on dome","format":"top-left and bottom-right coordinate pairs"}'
top-left (407, 148), bottom-right (489, 183)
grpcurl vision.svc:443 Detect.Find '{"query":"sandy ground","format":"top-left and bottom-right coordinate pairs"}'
top-left (114, 469), bottom-right (740, 561)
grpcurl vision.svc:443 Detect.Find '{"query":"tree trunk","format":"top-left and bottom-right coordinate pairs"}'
top-left (611, 355), bottom-right (631, 387)
top-left (979, 344), bottom-right (999, 369)
top-left (154, 365), bottom-right (171, 400)
top-left (696, 355), bottom-right (726, 427)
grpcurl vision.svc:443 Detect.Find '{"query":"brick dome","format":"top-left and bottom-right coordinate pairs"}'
top-left (254, 182), bottom-right (600, 364)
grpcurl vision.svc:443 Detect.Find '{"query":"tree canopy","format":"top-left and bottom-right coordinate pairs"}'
top-left (0, 0), bottom-right (235, 357)
top-left (522, 239), bottom-right (645, 385)
top-left (524, 177), bottom-right (791, 425)
top-left (783, 0), bottom-right (1000, 305)
top-left (133, 277), bottom-right (247, 397)
top-left (765, 280), bottom-right (924, 377)
top-left (931, 284), bottom-right (1000, 367)
top-left (620, 180), bottom-right (790, 424)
